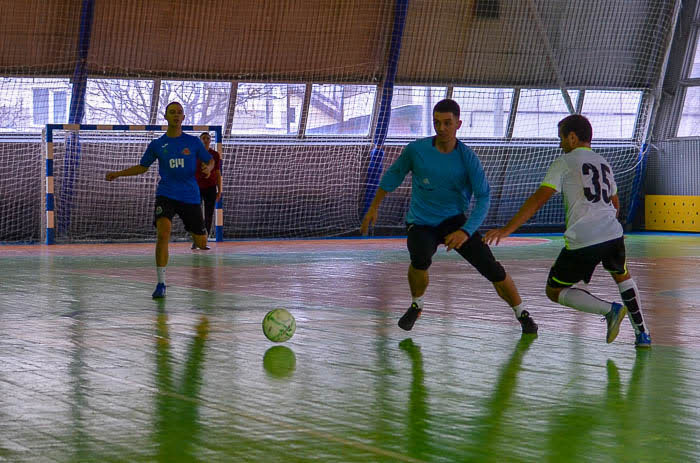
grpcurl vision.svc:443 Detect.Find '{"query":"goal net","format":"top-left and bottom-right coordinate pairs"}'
top-left (45, 124), bottom-right (222, 244)
top-left (45, 124), bottom-right (364, 243)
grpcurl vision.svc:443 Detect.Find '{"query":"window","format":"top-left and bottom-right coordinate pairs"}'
top-left (84, 79), bottom-right (153, 125)
top-left (677, 31), bottom-right (700, 137)
top-left (0, 78), bottom-right (71, 132)
top-left (512, 89), bottom-right (580, 138)
top-left (581, 90), bottom-right (642, 139)
top-left (265, 98), bottom-right (274, 126)
top-left (678, 87), bottom-right (700, 137)
top-left (306, 84), bottom-right (376, 136)
top-left (32, 88), bottom-right (49, 125)
top-left (453, 87), bottom-right (513, 138)
top-left (690, 36), bottom-right (700, 78)
top-left (231, 83), bottom-right (305, 135)
top-left (387, 86), bottom-right (447, 138)
top-left (53, 91), bottom-right (67, 123)
top-left (159, 80), bottom-right (231, 126)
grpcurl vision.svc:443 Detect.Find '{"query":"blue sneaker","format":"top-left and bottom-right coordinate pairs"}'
top-left (152, 283), bottom-right (166, 299)
top-left (605, 303), bottom-right (627, 343)
top-left (635, 332), bottom-right (652, 348)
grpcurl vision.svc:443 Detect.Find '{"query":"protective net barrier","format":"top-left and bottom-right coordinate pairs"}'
top-left (0, 0), bottom-right (680, 242)
top-left (375, 144), bottom-right (642, 232)
top-left (224, 143), bottom-right (366, 239)
top-left (0, 142), bottom-right (43, 242)
top-left (47, 127), bottom-right (368, 242)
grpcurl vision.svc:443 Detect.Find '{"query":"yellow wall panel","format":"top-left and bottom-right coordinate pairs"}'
top-left (645, 195), bottom-right (700, 232)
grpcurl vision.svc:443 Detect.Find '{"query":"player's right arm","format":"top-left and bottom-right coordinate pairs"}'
top-left (107, 139), bottom-right (158, 181)
top-left (105, 164), bottom-right (148, 181)
top-left (360, 146), bottom-right (413, 235)
top-left (484, 158), bottom-right (564, 246)
top-left (484, 185), bottom-right (555, 245)
top-left (361, 188), bottom-right (388, 235)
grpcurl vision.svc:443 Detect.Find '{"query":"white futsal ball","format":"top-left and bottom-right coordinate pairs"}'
top-left (262, 308), bottom-right (296, 342)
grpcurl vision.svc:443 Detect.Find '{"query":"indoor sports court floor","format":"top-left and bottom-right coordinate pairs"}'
top-left (1, 233), bottom-right (699, 462)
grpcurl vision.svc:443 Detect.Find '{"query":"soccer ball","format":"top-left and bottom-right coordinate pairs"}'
top-left (262, 308), bottom-right (296, 342)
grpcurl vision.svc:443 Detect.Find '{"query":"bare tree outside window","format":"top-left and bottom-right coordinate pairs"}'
top-left (0, 99), bottom-right (31, 130)
top-left (158, 81), bottom-right (231, 126)
top-left (84, 79), bottom-right (232, 126)
top-left (84, 79), bottom-right (153, 125)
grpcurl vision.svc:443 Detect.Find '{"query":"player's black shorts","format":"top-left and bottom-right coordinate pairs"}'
top-left (547, 236), bottom-right (627, 288)
top-left (153, 195), bottom-right (206, 235)
top-left (406, 214), bottom-right (506, 282)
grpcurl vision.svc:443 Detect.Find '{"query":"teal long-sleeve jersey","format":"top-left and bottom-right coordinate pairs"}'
top-left (379, 136), bottom-right (491, 236)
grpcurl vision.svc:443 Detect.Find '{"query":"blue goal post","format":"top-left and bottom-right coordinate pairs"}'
top-left (44, 123), bottom-right (224, 245)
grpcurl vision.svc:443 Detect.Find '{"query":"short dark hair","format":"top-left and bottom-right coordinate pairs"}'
top-left (164, 101), bottom-right (183, 113)
top-left (433, 99), bottom-right (460, 119)
top-left (200, 131), bottom-right (210, 137)
top-left (558, 114), bottom-right (592, 143)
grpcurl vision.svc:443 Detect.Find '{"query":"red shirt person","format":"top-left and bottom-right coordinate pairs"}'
top-left (192, 132), bottom-right (223, 248)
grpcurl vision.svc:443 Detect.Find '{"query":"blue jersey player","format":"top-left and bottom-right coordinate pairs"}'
top-left (361, 99), bottom-right (537, 335)
top-left (106, 101), bottom-right (214, 299)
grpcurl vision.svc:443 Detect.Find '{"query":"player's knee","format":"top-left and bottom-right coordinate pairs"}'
top-left (545, 285), bottom-right (560, 303)
top-left (410, 259), bottom-right (431, 271)
top-left (610, 270), bottom-right (630, 283)
top-left (482, 263), bottom-right (506, 283)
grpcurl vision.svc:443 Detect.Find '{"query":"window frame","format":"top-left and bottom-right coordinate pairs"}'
top-left (0, 76), bottom-right (651, 144)
top-left (673, 17), bottom-right (700, 139)
top-left (303, 83), bottom-right (379, 139)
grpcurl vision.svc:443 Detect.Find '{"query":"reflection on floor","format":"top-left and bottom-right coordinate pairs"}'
top-left (1, 233), bottom-right (699, 461)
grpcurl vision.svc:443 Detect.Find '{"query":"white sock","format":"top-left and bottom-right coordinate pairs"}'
top-left (157, 267), bottom-right (166, 284)
top-left (512, 303), bottom-right (525, 318)
top-left (558, 287), bottom-right (611, 315)
top-left (618, 278), bottom-right (646, 335)
top-left (412, 296), bottom-right (424, 309)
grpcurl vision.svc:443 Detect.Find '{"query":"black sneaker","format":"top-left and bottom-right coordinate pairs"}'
top-left (518, 310), bottom-right (538, 335)
top-left (398, 303), bottom-right (422, 331)
top-left (191, 243), bottom-right (197, 250)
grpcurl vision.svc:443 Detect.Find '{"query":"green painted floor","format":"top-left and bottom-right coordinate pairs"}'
top-left (1, 233), bottom-right (699, 462)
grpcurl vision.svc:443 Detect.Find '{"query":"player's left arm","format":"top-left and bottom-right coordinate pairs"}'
top-left (446, 148), bottom-right (490, 251)
top-left (484, 186), bottom-right (556, 245)
top-left (201, 158), bottom-right (215, 177)
top-left (197, 144), bottom-right (215, 177)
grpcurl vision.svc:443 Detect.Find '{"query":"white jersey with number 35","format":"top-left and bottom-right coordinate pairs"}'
top-left (542, 147), bottom-right (623, 250)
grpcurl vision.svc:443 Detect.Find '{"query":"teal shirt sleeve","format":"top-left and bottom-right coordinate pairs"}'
top-left (378, 146), bottom-right (412, 192)
top-left (460, 144), bottom-right (491, 236)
